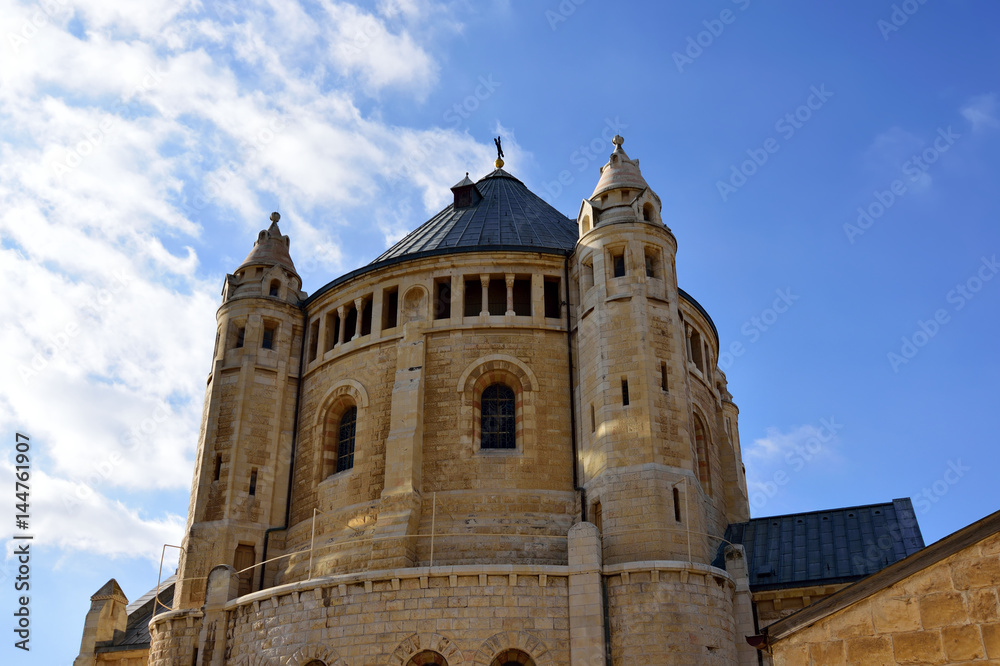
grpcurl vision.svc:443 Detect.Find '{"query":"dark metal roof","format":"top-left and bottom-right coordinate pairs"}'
top-left (725, 499), bottom-right (924, 591)
top-left (372, 168), bottom-right (578, 263)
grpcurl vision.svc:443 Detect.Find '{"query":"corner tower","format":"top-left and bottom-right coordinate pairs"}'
top-left (175, 213), bottom-right (305, 608)
top-left (573, 136), bottom-right (748, 564)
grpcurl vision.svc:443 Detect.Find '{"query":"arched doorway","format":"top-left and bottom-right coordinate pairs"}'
top-left (489, 649), bottom-right (536, 666)
top-left (406, 651), bottom-right (448, 666)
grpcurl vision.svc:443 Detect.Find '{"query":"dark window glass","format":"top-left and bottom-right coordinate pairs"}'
top-left (269, 280), bottom-right (280, 297)
top-left (544, 280), bottom-right (561, 319)
top-left (481, 384), bottom-right (515, 449)
top-left (344, 306), bottom-right (358, 342)
top-left (249, 469), bottom-right (257, 496)
top-left (360, 299), bottom-right (372, 336)
top-left (236, 327), bottom-right (245, 349)
top-left (434, 280), bottom-right (451, 319)
top-left (337, 407), bottom-right (357, 472)
top-left (384, 289), bottom-right (398, 329)
top-left (621, 378), bottom-right (630, 406)
top-left (487, 279), bottom-right (506, 315)
top-left (613, 252), bottom-right (626, 278)
top-left (464, 278), bottom-right (482, 316)
top-left (262, 325), bottom-right (275, 350)
top-left (512, 279), bottom-right (531, 316)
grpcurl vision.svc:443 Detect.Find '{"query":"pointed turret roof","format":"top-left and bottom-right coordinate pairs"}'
top-left (238, 212), bottom-right (298, 275)
top-left (91, 578), bottom-right (128, 604)
top-left (591, 135), bottom-right (651, 199)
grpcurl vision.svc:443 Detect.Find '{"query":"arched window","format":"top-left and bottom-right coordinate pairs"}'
top-left (489, 649), bottom-right (536, 666)
top-left (642, 201), bottom-right (655, 222)
top-left (481, 384), bottom-right (515, 449)
top-left (303, 661), bottom-right (327, 666)
top-left (406, 651), bottom-right (448, 666)
top-left (268, 279), bottom-right (280, 297)
top-left (336, 407), bottom-right (357, 472)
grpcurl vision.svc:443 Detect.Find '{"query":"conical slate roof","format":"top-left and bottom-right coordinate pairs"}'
top-left (372, 169), bottom-right (577, 263)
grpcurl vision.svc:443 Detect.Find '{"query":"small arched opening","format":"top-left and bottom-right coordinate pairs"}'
top-left (406, 651), bottom-right (448, 666)
top-left (489, 649), bottom-right (536, 666)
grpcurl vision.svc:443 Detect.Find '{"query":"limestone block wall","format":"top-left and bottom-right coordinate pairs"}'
top-left (94, 649), bottom-right (148, 665)
top-left (224, 566), bottom-right (571, 666)
top-left (605, 562), bottom-right (737, 665)
top-left (770, 531), bottom-right (1000, 665)
top-left (147, 609), bottom-right (202, 665)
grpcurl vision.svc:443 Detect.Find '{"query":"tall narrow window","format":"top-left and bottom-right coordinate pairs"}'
top-left (644, 247), bottom-right (660, 278)
top-left (621, 378), bottom-right (629, 406)
top-left (690, 330), bottom-right (704, 372)
top-left (590, 404), bottom-right (596, 433)
top-left (248, 468), bottom-right (257, 496)
top-left (268, 279), bottom-right (280, 297)
top-left (383, 287), bottom-right (398, 329)
top-left (487, 279), bottom-right (506, 316)
top-left (611, 249), bottom-right (626, 278)
top-left (512, 278), bottom-right (531, 316)
top-left (544, 278), bottom-right (561, 319)
top-left (693, 414), bottom-right (712, 495)
top-left (673, 487), bottom-right (681, 522)
top-left (213, 330), bottom-right (220, 357)
top-left (434, 278), bottom-right (452, 320)
top-left (261, 324), bottom-right (276, 350)
top-left (308, 320), bottom-right (319, 361)
top-left (213, 455), bottom-right (222, 482)
top-left (481, 384), bottom-right (515, 449)
top-left (325, 312), bottom-right (339, 352)
top-left (464, 277), bottom-right (482, 317)
top-left (360, 298), bottom-right (372, 336)
top-left (642, 202), bottom-right (655, 222)
top-left (593, 501), bottom-right (603, 533)
top-left (337, 407), bottom-right (357, 472)
top-left (235, 326), bottom-right (246, 349)
top-left (660, 362), bottom-right (668, 391)
top-left (344, 305), bottom-right (357, 342)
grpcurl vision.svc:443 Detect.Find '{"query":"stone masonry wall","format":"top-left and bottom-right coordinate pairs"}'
top-left (225, 568), bottom-right (571, 666)
top-left (770, 531), bottom-right (1000, 665)
top-left (606, 563), bottom-right (737, 665)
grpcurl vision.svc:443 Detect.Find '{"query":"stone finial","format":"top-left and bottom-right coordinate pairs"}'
top-left (270, 212), bottom-right (280, 223)
top-left (612, 134), bottom-right (624, 148)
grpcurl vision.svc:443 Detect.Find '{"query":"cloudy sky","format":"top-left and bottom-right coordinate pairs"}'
top-left (2, 0), bottom-right (999, 662)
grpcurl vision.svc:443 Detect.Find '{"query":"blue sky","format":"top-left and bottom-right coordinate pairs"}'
top-left (1, 0), bottom-right (998, 662)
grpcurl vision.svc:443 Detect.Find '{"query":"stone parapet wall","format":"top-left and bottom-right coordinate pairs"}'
top-left (224, 564), bottom-right (572, 665)
top-left (148, 609), bottom-right (202, 665)
top-left (605, 561), bottom-right (737, 665)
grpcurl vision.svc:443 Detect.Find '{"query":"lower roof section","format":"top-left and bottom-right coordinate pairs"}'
top-left (725, 498), bottom-right (925, 591)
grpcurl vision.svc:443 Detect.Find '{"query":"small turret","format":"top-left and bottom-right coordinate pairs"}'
top-left (175, 212), bottom-right (305, 608)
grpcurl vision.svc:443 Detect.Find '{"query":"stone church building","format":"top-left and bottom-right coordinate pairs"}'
top-left (75, 137), bottom-right (1000, 665)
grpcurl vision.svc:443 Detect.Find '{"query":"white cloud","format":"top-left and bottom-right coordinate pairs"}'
top-left (0, 0), bottom-right (501, 571)
top-left (0, 462), bottom-right (185, 564)
top-left (961, 93), bottom-right (999, 132)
